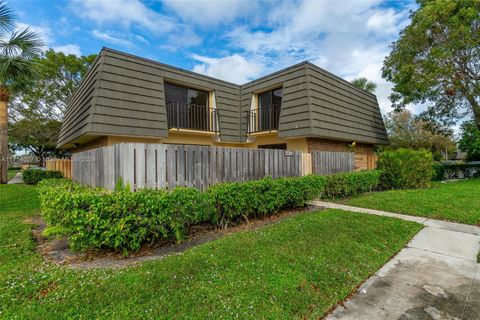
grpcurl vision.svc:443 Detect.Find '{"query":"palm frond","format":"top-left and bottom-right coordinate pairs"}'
top-left (0, 0), bottom-right (14, 33)
top-left (0, 55), bottom-right (39, 91)
top-left (0, 27), bottom-right (44, 58)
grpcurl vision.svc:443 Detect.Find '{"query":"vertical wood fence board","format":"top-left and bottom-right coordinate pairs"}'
top-left (176, 145), bottom-right (186, 187)
top-left (157, 145), bottom-right (166, 189)
top-left (166, 145), bottom-right (176, 189)
top-left (145, 144), bottom-right (157, 188)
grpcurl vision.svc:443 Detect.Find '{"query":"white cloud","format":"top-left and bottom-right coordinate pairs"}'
top-left (52, 44), bottom-right (82, 56)
top-left (92, 30), bottom-right (134, 48)
top-left (162, 0), bottom-right (255, 26)
top-left (192, 54), bottom-right (264, 84)
top-left (71, 0), bottom-right (201, 48)
top-left (223, 0), bottom-right (416, 115)
top-left (135, 35), bottom-right (150, 45)
top-left (71, 0), bottom-right (175, 33)
top-left (367, 8), bottom-right (410, 34)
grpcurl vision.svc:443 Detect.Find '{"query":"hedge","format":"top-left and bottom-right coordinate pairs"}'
top-left (322, 170), bottom-right (382, 199)
top-left (208, 175), bottom-right (327, 227)
top-left (38, 170), bottom-right (382, 254)
top-left (433, 162), bottom-right (480, 181)
top-left (377, 149), bottom-right (434, 189)
top-left (23, 169), bottom-right (63, 185)
top-left (38, 180), bottom-right (214, 253)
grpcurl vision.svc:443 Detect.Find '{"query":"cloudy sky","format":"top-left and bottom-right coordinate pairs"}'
top-left (13, 0), bottom-right (418, 116)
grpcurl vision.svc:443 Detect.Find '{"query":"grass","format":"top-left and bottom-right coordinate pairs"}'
top-left (0, 184), bottom-right (421, 319)
top-left (340, 179), bottom-right (480, 226)
top-left (7, 169), bottom-right (20, 181)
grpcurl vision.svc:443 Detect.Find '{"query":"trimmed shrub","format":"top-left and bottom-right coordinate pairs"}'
top-left (38, 170), bottom-right (382, 253)
top-left (322, 170), bottom-right (382, 199)
top-left (377, 148), bottom-right (434, 189)
top-left (23, 169), bottom-right (63, 185)
top-left (433, 162), bottom-right (480, 181)
top-left (208, 175), bottom-right (326, 227)
top-left (38, 179), bottom-right (214, 253)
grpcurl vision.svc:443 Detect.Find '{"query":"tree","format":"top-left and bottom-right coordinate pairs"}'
top-left (384, 110), bottom-right (456, 160)
top-left (8, 50), bottom-right (96, 166)
top-left (9, 49), bottom-right (96, 122)
top-left (0, 0), bottom-right (43, 183)
top-left (9, 115), bottom-right (63, 166)
top-left (382, 0), bottom-right (480, 129)
top-left (351, 77), bottom-right (377, 93)
top-left (458, 121), bottom-right (480, 161)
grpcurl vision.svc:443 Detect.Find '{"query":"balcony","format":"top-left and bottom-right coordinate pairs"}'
top-left (166, 102), bottom-right (218, 132)
top-left (247, 105), bottom-right (281, 134)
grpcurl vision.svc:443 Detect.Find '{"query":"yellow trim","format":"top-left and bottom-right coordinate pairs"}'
top-left (249, 130), bottom-right (279, 136)
top-left (168, 128), bottom-right (216, 136)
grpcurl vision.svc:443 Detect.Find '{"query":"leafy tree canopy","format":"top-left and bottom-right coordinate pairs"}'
top-left (458, 121), bottom-right (480, 161)
top-left (9, 114), bottom-right (64, 164)
top-left (10, 49), bottom-right (96, 121)
top-left (8, 50), bottom-right (96, 163)
top-left (351, 77), bottom-right (377, 93)
top-left (384, 110), bottom-right (456, 160)
top-left (382, 0), bottom-right (480, 129)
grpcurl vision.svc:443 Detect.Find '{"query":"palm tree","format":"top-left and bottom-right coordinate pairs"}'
top-left (0, 0), bottom-right (43, 183)
top-left (351, 77), bottom-right (377, 93)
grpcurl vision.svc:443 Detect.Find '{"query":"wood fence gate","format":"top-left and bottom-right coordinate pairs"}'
top-left (45, 158), bottom-right (72, 179)
top-left (311, 151), bottom-right (354, 174)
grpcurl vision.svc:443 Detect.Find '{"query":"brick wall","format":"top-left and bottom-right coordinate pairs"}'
top-left (307, 138), bottom-right (375, 171)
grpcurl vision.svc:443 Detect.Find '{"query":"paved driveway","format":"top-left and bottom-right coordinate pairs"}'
top-left (312, 201), bottom-right (480, 320)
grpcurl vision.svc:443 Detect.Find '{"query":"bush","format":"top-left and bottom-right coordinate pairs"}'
top-left (322, 170), bottom-right (382, 199)
top-left (433, 162), bottom-right (480, 181)
top-left (23, 169), bottom-right (63, 185)
top-left (377, 148), bottom-right (434, 189)
top-left (38, 170), bottom-right (383, 253)
top-left (207, 175), bottom-right (326, 227)
top-left (38, 179), bottom-right (214, 253)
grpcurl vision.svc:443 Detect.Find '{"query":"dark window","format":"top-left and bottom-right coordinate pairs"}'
top-left (258, 143), bottom-right (287, 150)
top-left (258, 88), bottom-right (282, 108)
top-left (165, 82), bottom-right (211, 131)
top-left (257, 88), bottom-right (282, 132)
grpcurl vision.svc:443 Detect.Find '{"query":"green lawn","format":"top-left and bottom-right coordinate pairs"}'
top-left (340, 179), bottom-right (480, 226)
top-left (0, 184), bottom-right (421, 319)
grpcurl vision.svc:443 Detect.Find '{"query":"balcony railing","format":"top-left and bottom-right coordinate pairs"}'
top-left (247, 105), bottom-right (281, 133)
top-left (167, 102), bottom-right (218, 132)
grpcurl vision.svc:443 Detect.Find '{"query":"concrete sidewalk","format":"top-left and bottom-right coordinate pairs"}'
top-left (7, 172), bottom-right (23, 184)
top-left (311, 201), bottom-right (480, 320)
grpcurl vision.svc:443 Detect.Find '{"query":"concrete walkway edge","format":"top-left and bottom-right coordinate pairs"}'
top-left (310, 200), bottom-right (480, 236)
top-left (7, 172), bottom-right (23, 184)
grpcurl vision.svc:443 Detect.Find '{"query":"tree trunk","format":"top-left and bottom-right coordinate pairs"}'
top-left (0, 99), bottom-right (8, 184)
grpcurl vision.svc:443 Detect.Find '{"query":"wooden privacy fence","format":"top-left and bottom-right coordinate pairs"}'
top-left (72, 143), bottom-right (304, 191)
top-left (311, 151), bottom-right (354, 174)
top-left (45, 158), bottom-right (72, 179)
top-left (70, 143), bottom-right (358, 191)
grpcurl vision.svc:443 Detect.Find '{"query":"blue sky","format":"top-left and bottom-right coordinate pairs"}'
top-left (12, 0), bottom-right (417, 115)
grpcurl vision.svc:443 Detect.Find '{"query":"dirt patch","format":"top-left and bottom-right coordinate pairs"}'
top-left (29, 205), bottom-right (322, 269)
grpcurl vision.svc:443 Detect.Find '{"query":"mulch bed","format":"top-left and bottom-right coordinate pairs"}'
top-left (28, 205), bottom-right (322, 269)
